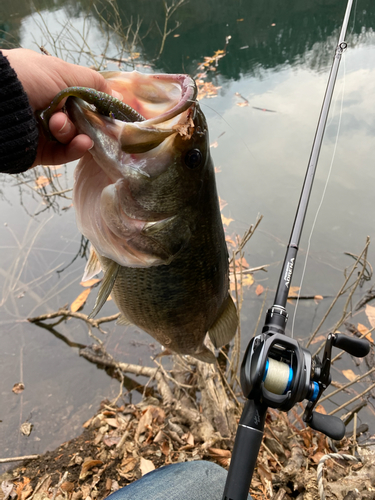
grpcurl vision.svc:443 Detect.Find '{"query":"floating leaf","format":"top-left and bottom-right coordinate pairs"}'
top-left (12, 382), bottom-right (25, 394)
top-left (221, 215), bottom-right (234, 226)
top-left (80, 278), bottom-right (101, 287)
top-left (288, 286), bottom-right (300, 298)
top-left (35, 176), bottom-right (50, 188)
top-left (20, 422), bottom-right (33, 436)
top-left (255, 284), bottom-right (264, 296)
top-left (357, 322), bottom-right (374, 343)
top-left (173, 34), bottom-right (180, 37)
top-left (314, 295), bottom-right (323, 301)
top-left (310, 334), bottom-right (327, 345)
top-left (365, 305), bottom-right (375, 329)
top-left (342, 369), bottom-right (357, 382)
top-left (210, 140), bottom-right (219, 148)
top-left (214, 166), bottom-right (222, 173)
top-left (315, 404), bottom-right (327, 415)
top-left (219, 197), bottom-right (228, 211)
top-left (70, 288), bottom-right (91, 312)
top-left (140, 457), bottom-right (155, 476)
top-left (242, 274), bottom-right (254, 288)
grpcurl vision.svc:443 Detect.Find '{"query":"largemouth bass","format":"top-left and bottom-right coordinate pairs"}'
top-left (42, 71), bottom-right (238, 362)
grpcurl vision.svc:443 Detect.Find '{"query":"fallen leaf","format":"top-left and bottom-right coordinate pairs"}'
top-left (236, 101), bottom-right (248, 107)
top-left (219, 197), bottom-right (228, 211)
top-left (103, 435), bottom-right (121, 447)
top-left (255, 284), bottom-right (264, 296)
top-left (357, 323), bottom-right (374, 343)
top-left (288, 286), bottom-right (300, 298)
top-left (2, 480), bottom-right (17, 499)
top-left (365, 304), bottom-right (375, 329)
top-left (70, 288), bottom-right (91, 313)
top-left (182, 432), bottom-right (194, 446)
top-left (60, 482), bottom-right (74, 493)
top-left (342, 369), bottom-right (357, 382)
top-left (161, 440), bottom-right (170, 456)
top-left (315, 404), bottom-right (327, 415)
top-left (20, 423), bottom-right (33, 436)
top-left (120, 457), bottom-right (137, 474)
top-left (12, 383), bottom-right (25, 394)
top-left (35, 176), bottom-right (50, 188)
top-left (140, 457), bottom-right (155, 476)
top-left (221, 215), bottom-right (234, 226)
top-left (207, 448), bottom-right (231, 467)
top-left (79, 278), bottom-right (101, 287)
top-left (210, 141), bottom-right (219, 148)
top-left (242, 274), bottom-right (254, 288)
top-left (225, 236), bottom-right (236, 248)
top-left (310, 334), bottom-right (327, 345)
top-left (311, 451), bottom-right (325, 464)
top-left (79, 459), bottom-right (103, 480)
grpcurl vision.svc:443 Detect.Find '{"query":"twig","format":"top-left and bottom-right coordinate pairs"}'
top-left (319, 367), bottom-right (375, 403)
top-left (28, 307), bottom-right (120, 334)
top-left (307, 237), bottom-right (370, 348)
top-left (0, 454), bottom-right (39, 463)
top-left (329, 382), bottom-right (375, 415)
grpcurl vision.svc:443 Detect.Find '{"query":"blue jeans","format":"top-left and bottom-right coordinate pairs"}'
top-left (106, 460), bottom-right (251, 499)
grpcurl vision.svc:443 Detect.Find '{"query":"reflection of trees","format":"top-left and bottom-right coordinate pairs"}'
top-left (3, 0), bottom-right (375, 77)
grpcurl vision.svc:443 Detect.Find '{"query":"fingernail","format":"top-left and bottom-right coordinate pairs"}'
top-left (112, 90), bottom-right (123, 101)
top-left (88, 139), bottom-right (94, 150)
top-left (58, 116), bottom-right (68, 133)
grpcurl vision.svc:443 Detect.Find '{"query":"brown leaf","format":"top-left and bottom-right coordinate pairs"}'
top-left (105, 418), bottom-right (120, 428)
top-left (315, 404), bottom-right (327, 415)
top-left (314, 295), bottom-right (323, 301)
top-left (221, 215), bottom-right (234, 226)
top-left (288, 286), bottom-right (300, 298)
top-left (120, 457), bottom-right (137, 474)
top-left (365, 304), bottom-right (375, 329)
top-left (12, 383), bottom-right (25, 394)
top-left (210, 141), bottom-right (219, 148)
top-left (79, 459), bottom-right (103, 480)
top-left (219, 197), bottom-right (228, 211)
top-left (161, 441), bottom-right (170, 456)
top-left (207, 447), bottom-right (231, 468)
top-left (310, 334), bottom-right (327, 345)
top-left (70, 288), bottom-right (91, 313)
top-left (140, 457), bottom-right (155, 476)
top-left (79, 278), bottom-right (101, 287)
top-left (310, 451), bottom-right (325, 464)
top-left (60, 482), bottom-right (74, 493)
top-left (342, 369), bottom-right (357, 382)
top-left (357, 322), bottom-right (374, 343)
top-left (35, 176), bottom-right (50, 188)
top-left (255, 284), bottom-right (264, 296)
top-left (182, 432), bottom-right (194, 446)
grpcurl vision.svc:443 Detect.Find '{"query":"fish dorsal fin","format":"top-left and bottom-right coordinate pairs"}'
top-left (82, 246), bottom-right (102, 282)
top-left (208, 295), bottom-right (238, 349)
top-left (116, 314), bottom-right (132, 326)
top-left (88, 261), bottom-right (119, 319)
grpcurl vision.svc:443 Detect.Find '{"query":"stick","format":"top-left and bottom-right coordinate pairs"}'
top-left (0, 454), bottom-right (39, 463)
top-left (329, 382), bottom-right (375, 415)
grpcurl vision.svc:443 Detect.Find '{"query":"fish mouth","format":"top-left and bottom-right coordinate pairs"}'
top-left (71, 71), bottom-right (210, 268)
top-left (67, 71), bottom-right (200, 160)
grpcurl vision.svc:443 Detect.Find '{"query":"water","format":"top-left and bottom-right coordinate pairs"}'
top-left (1, 0), bottom-right (375, 462)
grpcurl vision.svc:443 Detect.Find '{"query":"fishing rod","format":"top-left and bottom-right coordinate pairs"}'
top-left (222, 1), bottom-right (370, 499)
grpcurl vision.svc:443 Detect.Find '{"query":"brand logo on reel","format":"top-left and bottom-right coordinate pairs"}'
top-left (283, 258), bottom-right (295, 288)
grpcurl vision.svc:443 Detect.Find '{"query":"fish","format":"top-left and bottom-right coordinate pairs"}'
top-left (42, 71), bottom-right (238, 363)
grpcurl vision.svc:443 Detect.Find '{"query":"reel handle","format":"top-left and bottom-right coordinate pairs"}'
top-left (333, 333), bottom-right (370, 358)
top-left (308, 411), bottom-right (345, 441)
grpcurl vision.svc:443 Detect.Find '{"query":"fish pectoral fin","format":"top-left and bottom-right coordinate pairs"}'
top-left (88, 261), bottom-right (120, 319)
top-left (116, 314), bottom-right (133, 326)
top-left (82, 246), bottom-right (102, 282)
top-left (143, 216), bottom-right (191, 263)
top-left (191, 347), bottom-right (216, 364)
top-left (208, 295), bottom-right (238, 348)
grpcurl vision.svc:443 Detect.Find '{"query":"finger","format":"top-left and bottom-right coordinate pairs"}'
top-left (34, 135), bottom-right (94, 167)
top-left (49, 112), bottom-right (77, 144)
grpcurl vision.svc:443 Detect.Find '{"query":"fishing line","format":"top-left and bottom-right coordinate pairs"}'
top-left (290, 52), bottom-right (347, 339)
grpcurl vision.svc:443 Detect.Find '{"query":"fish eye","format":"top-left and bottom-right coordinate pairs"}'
top-left (184, 149), bottom-right (203, 169)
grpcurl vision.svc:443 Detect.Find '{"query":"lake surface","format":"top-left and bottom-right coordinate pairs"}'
top-left (1, 0), bottom-right (375, 463)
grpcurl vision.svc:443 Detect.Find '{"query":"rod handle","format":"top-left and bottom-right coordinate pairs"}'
top-left (308, 411), bottom-right (345, 440)
top-left (333, 333), bottom-right (370, 358)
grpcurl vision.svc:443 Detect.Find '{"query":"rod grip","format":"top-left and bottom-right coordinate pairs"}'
top-left (309, 411), bottom-right (345, 440)
top-left (333, 333), bottom-right (370, 358)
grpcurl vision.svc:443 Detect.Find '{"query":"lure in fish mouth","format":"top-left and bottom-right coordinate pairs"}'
top-left (40, 71), bottom-right (238, 362)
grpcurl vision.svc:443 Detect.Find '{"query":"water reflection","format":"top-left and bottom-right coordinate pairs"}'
top-left (1, 0), bottom-right (375, 465)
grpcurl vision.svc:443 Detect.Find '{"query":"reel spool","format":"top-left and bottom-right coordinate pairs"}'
top-left (263, 358), bottom-right (293, 395)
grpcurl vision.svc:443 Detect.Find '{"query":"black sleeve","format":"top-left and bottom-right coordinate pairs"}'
top-left (0, 51), bottom-right (39, 173)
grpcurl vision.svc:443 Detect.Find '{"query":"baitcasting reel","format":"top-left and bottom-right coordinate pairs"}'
top-left (241, 305), bottom-right (370, 440)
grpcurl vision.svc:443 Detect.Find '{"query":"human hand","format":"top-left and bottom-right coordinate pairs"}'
top-left (3, 48), bottom-right (115, 167)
